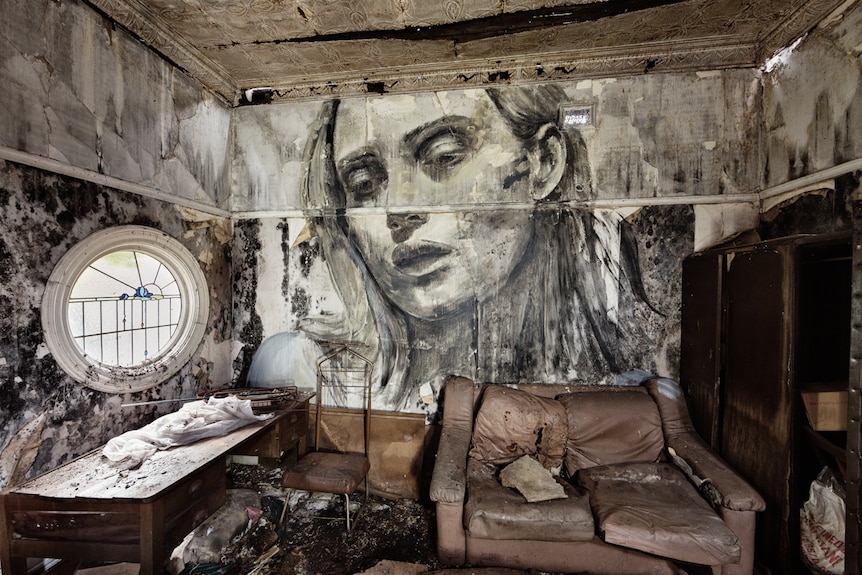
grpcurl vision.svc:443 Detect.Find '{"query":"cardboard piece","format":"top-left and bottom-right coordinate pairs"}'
top-left (802, 390), bottom-right (848, 431)
top-left (500, 455), bottom-right (568, 503)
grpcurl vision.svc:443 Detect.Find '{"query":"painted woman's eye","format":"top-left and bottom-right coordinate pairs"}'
top-left (338, 154), bottom-right (388, 204)
top-left (410, 120), bottom-right (477, 182)
top-left (418, 136), bottom-right (471, 177)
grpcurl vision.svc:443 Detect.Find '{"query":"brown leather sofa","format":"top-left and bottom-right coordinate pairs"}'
top-left (429, 376), bottom-right (766, 575)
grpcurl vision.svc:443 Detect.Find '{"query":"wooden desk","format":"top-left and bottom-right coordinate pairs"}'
top-left (0, 392), bottom-right (312, 575)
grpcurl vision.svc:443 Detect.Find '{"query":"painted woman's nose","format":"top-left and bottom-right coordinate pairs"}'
top-left (387, 212), bottom-right (429, 243)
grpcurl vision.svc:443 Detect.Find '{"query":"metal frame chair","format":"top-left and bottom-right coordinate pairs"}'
top-left (281, 345), bottom-right (373, 532)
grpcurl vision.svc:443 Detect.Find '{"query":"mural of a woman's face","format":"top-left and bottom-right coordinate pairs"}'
top-left (332, 90), bottom-right (564, 320)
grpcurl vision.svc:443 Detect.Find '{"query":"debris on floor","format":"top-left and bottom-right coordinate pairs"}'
top-left (353, 560), bottom-right (429, 574)
top-left (169, 462), bottom-right (441, 575)
top-left (83, 462), bottom-right (580, 575)
top-left (178, 488), bottom-right (263, 566)
top-left (76, 563), bottom-right (141, 575)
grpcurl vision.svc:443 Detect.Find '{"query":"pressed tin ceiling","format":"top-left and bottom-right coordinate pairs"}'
top-left (85, 0), bottom-right (854, 105)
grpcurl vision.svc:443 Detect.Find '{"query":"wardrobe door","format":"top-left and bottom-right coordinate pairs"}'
top-left (680, 251), bottom-right (724, 448)
top-left (723, 245), bottom-right (795, 575)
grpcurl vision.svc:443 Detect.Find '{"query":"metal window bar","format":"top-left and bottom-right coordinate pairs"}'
top-left (68, 295), bottom-right (181, 366)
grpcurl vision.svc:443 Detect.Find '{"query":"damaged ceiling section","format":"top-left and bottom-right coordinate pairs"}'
top-left (85, 0), bottom-right (850, 104)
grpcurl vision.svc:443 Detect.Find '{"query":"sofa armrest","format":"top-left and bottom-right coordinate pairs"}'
top-left (666, 435), bottom-right (765, 512)
top-left (429, 427), bottom-right (471, 567)
top-left (429, 376), bottom-right (477, 504)
top-left (645, 378), bottom-right (766, 513)
top-left (429, 376), bottom-right (477, 567)
top-left (430, 426), bottom-right (472, 503)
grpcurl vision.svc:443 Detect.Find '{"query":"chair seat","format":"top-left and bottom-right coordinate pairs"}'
top-left (282, 451), bottom-right (370, 494)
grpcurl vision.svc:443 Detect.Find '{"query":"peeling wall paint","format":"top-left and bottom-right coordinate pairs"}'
top-left (0, 160), bottom-right (232, 486)
top-left (762, 6), bottom-right (862, 186)
top-left (0, 0), bottom-right (232, 209)
top-left (588, 70), bottom-right (762, 200)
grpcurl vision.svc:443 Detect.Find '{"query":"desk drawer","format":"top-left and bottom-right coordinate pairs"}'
top-left (279, 410), bottom-right (307, 451)
top-left (9, 506), bottom-right (140, 544)
top-left (160, 459), bottom-right (226, 553)
top-left (162, 459), bottom-right (226, 521)
top-left (233, 409), bottom-right (309, 459)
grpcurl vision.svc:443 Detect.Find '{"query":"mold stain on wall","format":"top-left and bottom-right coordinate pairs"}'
top-left (232, 218), bottom-right (264, 386)
top-left (0, 160), bottom-right (232, 487)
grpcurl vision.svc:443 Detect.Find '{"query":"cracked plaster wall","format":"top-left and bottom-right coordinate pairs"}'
top-left (0, 0), bottom-right (232, 210)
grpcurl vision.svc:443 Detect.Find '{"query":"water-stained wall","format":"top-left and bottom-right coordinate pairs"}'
top-left (0, 0), bottom-right (232, 209)
top-left (762, 7), bottom-right (862, 186)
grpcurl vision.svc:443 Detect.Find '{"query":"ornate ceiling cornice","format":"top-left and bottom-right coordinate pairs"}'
top-left (87, 0), bottom-right (238, 102)
top-left (756, 0), bottom-right (850, 59)
top-left (84, 0), bottom-right (854, 106)
top-left (264, 39), bottom-right (759, 103)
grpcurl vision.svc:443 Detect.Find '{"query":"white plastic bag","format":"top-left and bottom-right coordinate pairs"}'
top-left (800, 467), bottom-right (845, 574)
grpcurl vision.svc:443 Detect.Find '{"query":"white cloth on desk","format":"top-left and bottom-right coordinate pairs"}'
top-left (102, 395), bottom-right (273, 469)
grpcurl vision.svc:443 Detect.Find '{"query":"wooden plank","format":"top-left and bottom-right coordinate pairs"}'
top-left (848, 201), bottom-right (862, 575)
top-left (8, 540), bottom-right (138, 563)
top-left (0, 493), bottom-right (27, 575)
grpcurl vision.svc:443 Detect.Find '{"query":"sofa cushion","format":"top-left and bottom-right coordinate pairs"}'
top-left (557, 388), bottom-right (665, 475)
top-left (465, 459), bottom-right (594, 542)
top-left (469, 386), bottom-right (567, 471)
top-left (577, 462), bottom-right (741, 565)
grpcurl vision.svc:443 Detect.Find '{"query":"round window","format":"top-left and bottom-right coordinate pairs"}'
top-left (42, 226), bottom-right (209, 392)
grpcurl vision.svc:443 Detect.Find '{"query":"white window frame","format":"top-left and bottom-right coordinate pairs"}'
top-left (42, 226), bottom-right (210, 393)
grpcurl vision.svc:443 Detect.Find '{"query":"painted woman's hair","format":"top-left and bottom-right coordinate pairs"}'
top-left (484, 84), bottom-right (633, 378)
top-left (300, 99), bottom-right (410, 404)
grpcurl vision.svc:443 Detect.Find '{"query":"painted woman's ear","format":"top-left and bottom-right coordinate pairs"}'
top-left (527, 123), bottom-right (567, 201)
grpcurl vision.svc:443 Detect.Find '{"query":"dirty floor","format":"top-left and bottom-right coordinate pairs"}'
top-left (184, 462), bottom-right (443, 575)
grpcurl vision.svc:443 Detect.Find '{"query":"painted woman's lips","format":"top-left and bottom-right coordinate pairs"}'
top-left (391, 241), bottom-right (454, 276)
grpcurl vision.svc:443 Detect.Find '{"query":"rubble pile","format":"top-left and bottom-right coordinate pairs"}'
top-left (175, 463), bottom-right (439, 575)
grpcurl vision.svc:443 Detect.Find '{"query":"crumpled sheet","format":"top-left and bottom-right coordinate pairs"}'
top-left (102, 395), bottom-right (273, 469)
